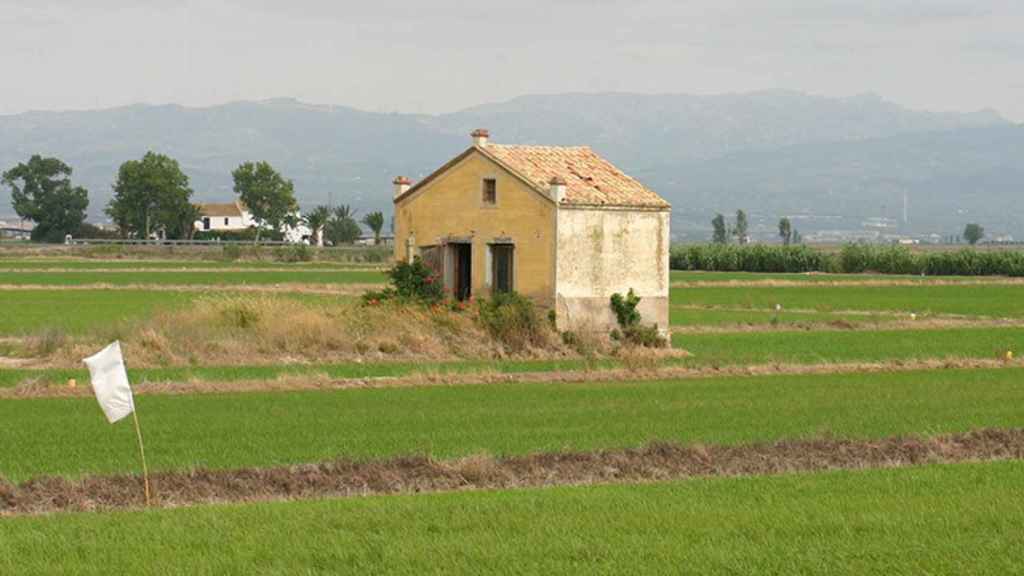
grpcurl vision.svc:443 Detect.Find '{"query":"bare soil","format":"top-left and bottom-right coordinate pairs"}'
top-left (2, 429), bottom-right (1020, 516)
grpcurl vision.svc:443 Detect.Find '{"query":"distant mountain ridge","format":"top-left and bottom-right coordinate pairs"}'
top-left (1, 91), bottom-right (1019, 237)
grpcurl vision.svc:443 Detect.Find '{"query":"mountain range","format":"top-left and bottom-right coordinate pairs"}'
top-left (1, 91), bottom-right (1021, 239)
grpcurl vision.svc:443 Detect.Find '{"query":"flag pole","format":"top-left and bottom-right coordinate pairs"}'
top-left (131, 408), bottom-right (152, 507)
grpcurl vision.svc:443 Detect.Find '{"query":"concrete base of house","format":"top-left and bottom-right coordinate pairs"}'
top-left (554, 295), bottom-right (670, 336)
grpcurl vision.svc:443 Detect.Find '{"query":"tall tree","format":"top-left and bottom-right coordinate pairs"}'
top-left (107, 152), bottom-right (194, 239)
top-left (303, 205), bottom-right (331, 246)
top-left (232, 161), bottom-right (298, 241)
top-left (963, 223), bottom-right (985, 245)
top-left (711, 213), bottom-right (728, 244)
top-left (778, 217), bottom-right (793, 246)
top-left (362, 211), bottom-right (385, 245)
top-left (2, 155), bottom-right (89, 243)
top-left (733, 210), bottom-right (749, 244)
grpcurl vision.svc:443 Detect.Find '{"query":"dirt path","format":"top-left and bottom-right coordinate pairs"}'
top-left (5, 357), bottom-right (1020, 399)
top-left (2, 429), bottom-right (1019, 516)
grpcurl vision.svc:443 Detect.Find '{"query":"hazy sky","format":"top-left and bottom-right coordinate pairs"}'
top-left (2, 0), bottom-right (1023, 120)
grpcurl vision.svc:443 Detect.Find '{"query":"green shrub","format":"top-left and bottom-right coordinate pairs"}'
top-left (221, 244), bottom-right (242, 262)
top-left (476, 292), bottom-right (547, 352)
top-left (272, 244), bottom-right (313, 263)
top-left (363, 257), bottom-right (444, 305)
top-left (609, 288), bottom-right (666, 348)
top-left (610, 289), bottom-right (642, 328)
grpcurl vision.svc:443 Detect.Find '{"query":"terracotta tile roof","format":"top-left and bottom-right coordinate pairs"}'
top-left (197, 201), bottom-right (245, 218)
top-left (480, 145), bottom-right (669, 209)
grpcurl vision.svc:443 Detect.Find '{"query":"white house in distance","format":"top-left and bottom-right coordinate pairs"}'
top-left (194, 200), bottom-right (310, 243)
top-left (195, 201), bottom-right (253, 232)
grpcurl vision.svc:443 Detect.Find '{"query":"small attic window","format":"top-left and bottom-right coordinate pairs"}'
top-left (482, 178), bottom-right (497, 205)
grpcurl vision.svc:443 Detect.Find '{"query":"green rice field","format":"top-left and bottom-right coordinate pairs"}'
top-left (3, 252), bottom-right (1024, 573)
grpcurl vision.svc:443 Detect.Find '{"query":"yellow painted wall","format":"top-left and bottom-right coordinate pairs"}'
top-left (394, 150), bottom-right (556, 304)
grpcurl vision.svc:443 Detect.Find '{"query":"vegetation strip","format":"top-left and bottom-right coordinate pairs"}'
top-left (0, 283), bottom-right (377, 294)
top-left (669, 317), bottom-right (1024, 334)
top-left (671, 277), bottom-right (1024, 288)
top-left (3, 358), bottom-right (1022, 399)
top-left (2, 429), bottom-right (1020, 516)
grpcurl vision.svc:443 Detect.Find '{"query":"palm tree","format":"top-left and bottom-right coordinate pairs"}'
top-left (303, 205), bottom-right (331, 246)
top-left (362, 211), bottom-right (385, 245)
top-left (333, 205), bottom-right (357, 221)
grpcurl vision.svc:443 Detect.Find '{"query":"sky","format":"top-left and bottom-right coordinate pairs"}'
top-left (2, 0), bottom-right (1023, 120)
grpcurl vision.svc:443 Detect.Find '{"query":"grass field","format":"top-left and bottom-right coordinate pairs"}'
top-left (0, 269), bottom-right (386, 286)
top-left (3, 461), bottom-right (1022, 575)
top-left (3, 367), bottom-right (1022, 481)
top-left (3, 325), bottom-right (1022, 387)
top-left (0, 259), bottom-right (383, 270)
top-left (673, 283), bottom-right (1024, 317)
top-left (5, 254), bottom-right (1024, 572)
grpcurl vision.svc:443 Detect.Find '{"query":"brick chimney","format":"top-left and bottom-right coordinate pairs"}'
top-left (548, 175), bottom-right (567, 203)
top-left (393, 176), bottom-right (412, 198)
top-left (471, 128), bottom-right (490, 147)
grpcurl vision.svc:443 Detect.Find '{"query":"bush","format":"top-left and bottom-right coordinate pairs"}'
top-left (476, 292), bottom-right (547, 352)
top-left (609, 288), bottom-right (666, 348)
top-left (221, 244), bottom-right (242, 261)
top-left (363, 257), bottom-right (444, 305)
top-left (273, 244), bottom-right (313, 263)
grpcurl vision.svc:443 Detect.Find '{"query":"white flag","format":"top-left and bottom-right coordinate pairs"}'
top-left (82, 341), bottom-right (135, 424)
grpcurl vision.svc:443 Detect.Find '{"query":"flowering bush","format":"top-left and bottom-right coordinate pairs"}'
top-left (362, 257), bottom-right (445, 305)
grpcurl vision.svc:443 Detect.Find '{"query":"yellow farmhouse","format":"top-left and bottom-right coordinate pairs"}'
top-left (393, 129), bottom-right (671, 333)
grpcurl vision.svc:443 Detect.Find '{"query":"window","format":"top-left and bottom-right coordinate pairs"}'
top-left (482, 178), bottom-right (497, 205)
top-left (202, 217), bottom-right (211, 231)
top-left (491, 244), bottom-right (514, 293)
top-left (224, 217), bottom-right (230, 226)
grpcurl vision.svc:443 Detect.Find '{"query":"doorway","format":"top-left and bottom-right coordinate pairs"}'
top-left (449, 243), bottom-right (472, 301)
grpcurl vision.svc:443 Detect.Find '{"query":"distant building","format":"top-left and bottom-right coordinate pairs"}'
top-left (392, 129), bottom-right (671, 334)
top-left (0, 219), bottom-right (33, 240)
top-left (195, 201), bottom-right (252, 232)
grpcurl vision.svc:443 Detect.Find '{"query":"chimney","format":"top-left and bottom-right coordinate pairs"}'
top-left (548, 175), bottom-right (567, 203)
top-left (393, 176), bottom-right (412, 198)
top-left (471, 128), bottom-right (490, 147)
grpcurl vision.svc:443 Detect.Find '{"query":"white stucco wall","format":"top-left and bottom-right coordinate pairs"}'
top-left (555, 207), bottom-right (670, 333)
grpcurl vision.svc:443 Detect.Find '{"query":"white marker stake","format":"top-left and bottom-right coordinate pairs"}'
top-left (83, 341), bottom-right (151, 506)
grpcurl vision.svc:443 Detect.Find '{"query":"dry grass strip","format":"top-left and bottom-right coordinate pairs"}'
top-left (2, 429), bottom-right (1020, 516)
top-left (5, 357), bottom-right (1021, 400)
top-left (669, 317), bottom-right (1024, 334)
top-left (672, 277), bottom-right (1024, 288)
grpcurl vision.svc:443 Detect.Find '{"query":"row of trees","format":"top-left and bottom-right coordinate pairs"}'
top-left (2, 153), bottom-right (387, 244)
top-left (710, 210), bottom-right (801, 245)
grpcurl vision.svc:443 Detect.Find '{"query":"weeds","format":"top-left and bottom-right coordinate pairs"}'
top-left (476, 292), bottom-right (552, 353)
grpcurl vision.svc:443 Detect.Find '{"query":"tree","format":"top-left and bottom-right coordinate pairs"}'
top-left (963, 223), bottom-right (985, 246)
top-left (231, 161), bottom-right (298, 241)
top-left (362, 211), bottom-right (385, 245)
top-left (792, 229), bottom-right (802, 245)
top-left (324, 205), bottom-right (361, 245)
top-left (303, 205), bottom-right (331, 246)
top-left (733, 210), bottom-right (749, 244)
top-left (711, 213), bottom-right (728, 244)
top-left (107, 152), bottom-right (194, 239)
top-left (778, 217), bottom-right (793, 246)
top-left (2, 155), bottom-right (89, 243)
